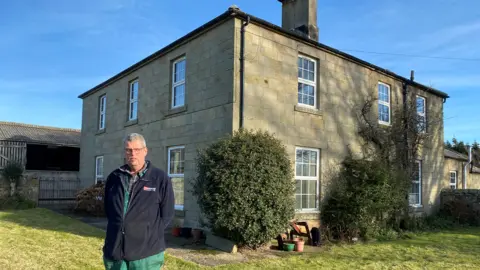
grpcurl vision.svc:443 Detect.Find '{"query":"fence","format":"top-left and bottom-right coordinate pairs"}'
top-left (38, 176), bottom-right (81, 209)
top-left (0, 141), bottom-right (26, 169)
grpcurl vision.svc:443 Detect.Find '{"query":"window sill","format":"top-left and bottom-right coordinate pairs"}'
top-left (124, 118), bottom-right (138, 127)
top-left (294, 105), bottom-right (322, 116)
top-left (295, 210), bottom-right (320, 214)
top-left (175, 209), bottom-right (185, 217)
top-left (96, 129), bottom-right (106, 135)
top-left (410, 205), bottom-right (424, 211)
top-left (165, 105), bottom-right (187, 118)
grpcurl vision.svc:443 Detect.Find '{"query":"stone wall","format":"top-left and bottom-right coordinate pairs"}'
top-left (440, 189), bottom-right (480, 224)
top-left (79, 19), bottom-right (236, 227)
top-left (0, 174), bottom-right (39, 204)
top-left (233, 18), bottom-right (446, 221)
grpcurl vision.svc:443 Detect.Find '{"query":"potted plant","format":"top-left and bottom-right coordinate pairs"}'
top-left (1, 161), bottom-right (24, 197)
top-left (171, 218), bottom-right (181, 237)
top-left (295, 237), bottom-right (305, 252)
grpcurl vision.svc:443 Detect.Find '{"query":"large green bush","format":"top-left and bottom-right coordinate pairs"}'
top-left (321, 156), bottom-right (409, 241)
top-left (192, 129), bottom-right (296, 249)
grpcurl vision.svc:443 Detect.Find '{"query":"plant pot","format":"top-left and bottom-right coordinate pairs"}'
top-left (295, 239), bottom-right (305, 252)
top-left (283, 242), bottom-right (295, 252)
top-left (192, 228), bottom-right (202, 242)
top-left (172, 227), bottom-right (181, 237)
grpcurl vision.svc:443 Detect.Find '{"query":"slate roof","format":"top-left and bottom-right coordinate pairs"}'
top-left (0, 121), bottom-right (81, 147)
top-left (444, 148), bottom-right (468, 161)
top-left (78, 6), bottom-right (449, 100)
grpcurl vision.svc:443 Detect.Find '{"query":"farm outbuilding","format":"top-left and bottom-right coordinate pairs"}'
top-left (0, 121), bottom-right (81, 207)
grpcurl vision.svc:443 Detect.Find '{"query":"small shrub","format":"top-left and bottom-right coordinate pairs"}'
top-left (1, 161), bottom-right (24, 185)
top-left (0, 194), bottom-right (36, 210)
top-left (321, 156), bottom-right (409, 242)
top-left (440, 197), bottom-right (480, 226)
top-left (74, 182), bottom-right (105, 216)
top-left (192, 129), bottom-right (296, 249)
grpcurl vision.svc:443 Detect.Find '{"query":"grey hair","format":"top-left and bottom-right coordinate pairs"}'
top-left (124, 133), bottom-right (147, 147)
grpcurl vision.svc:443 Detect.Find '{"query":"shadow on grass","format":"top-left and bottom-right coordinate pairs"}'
top-left (0, 207), bottom-right (105, 239)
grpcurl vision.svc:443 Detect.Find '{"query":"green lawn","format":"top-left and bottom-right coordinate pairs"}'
top-left (1, 208), bottom-right (480, 269)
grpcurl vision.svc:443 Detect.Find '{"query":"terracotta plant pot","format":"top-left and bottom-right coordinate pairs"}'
top-left (172, 227), bottom-right (181, 237)
top-left (295, 239), bottom-right (305, 252)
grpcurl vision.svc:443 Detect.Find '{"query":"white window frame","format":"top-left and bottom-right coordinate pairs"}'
top-left (416, 95), bottom-right (426, 133)
top-left (172, 57), bottom-right (186, 108)
top-left (168, 146), bottom-right (185, 211)
top-left (409, 160), bottom-right (422, 207)
top-left (294, 147), bottom-right (320, 212)
top-left (99, 95), bottom-right (106, 130)
top-left (449, 171), bottom-right (457, 189)
top-left (128, 80), bottom-right (139, 121)
top-left (378, 82), bottom-right (391, 125)
top-left (95, 156), bottom-right (104, 184)
top-left (297, 55), bottom-right (317, 109)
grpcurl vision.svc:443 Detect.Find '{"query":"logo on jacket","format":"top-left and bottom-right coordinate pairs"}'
top-left (143, 186), bottom-right (156, 191)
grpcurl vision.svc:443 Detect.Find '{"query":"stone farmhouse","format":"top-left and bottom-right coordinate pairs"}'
top-left (78, 1), bottom-right (450, 227)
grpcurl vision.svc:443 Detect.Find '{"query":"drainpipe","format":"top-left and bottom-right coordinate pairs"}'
top-left (239, 16), bottom-right (250, 129)
top-left (463, 145), bottom-right (473, 189)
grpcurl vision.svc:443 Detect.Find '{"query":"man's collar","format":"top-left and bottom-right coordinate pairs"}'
top-left (119, 160), bottom-right (150, 176)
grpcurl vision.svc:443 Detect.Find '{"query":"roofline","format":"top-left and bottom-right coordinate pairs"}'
top-left (231, 10), bottom-right (449, 99)
top-left (0, 139), bottom-right (80, 148)
top-left (444, 148), bottom-right (469, 161)
top-left (78, 7), bottom-right (450, 100)
top-left (78, 9), bottom-right (234, 99)
top-left (0, 121), bottom-right (80, 133)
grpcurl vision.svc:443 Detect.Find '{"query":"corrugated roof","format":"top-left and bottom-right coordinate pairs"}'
top-left (0, 121), bottom-right (80, 147)
top-left (444, 148), bottom-right (468, 161)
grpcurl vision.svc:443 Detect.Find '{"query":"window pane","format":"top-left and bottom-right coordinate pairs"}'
top-left (302, 164), bottom-right (309, 177)
top-left (302, 195), bottom-right (308, 209)
top-left (175, 60), bottom-right (186, 82)
top-left (308, 71), bottom-right (314, 81)
top-left (169, 148), bottom-right (185, 174)
top-left (308, 180), bottom-right (317, 195)
top-left (411, 183), bottom-right (419, 194)
top-left (295, 195), bottom-right (302, 209)
top-left (171, 177), bottom-right (184, 207)
top-left (302, 150), bottom-right (310, 163)
top-left (295, 180), bottom-right (301, 194)
top-left (174, 85), bottom-right (185, 106)
top-left (296, 164), bottom-right (302, 176)
top-left (308, 61), bottom-right (314, 71)
top-left (302, 180), bottom-right (309, 194)
top-left (308, 195), bottom-right (316, 208)
top-left (309, 164), bottom-right (317, 176)
top-left (416, 97), bottom-right (425, 113)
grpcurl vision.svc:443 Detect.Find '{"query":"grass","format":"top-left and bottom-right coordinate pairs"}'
top-left (1, 208), bottom-right (480, 269)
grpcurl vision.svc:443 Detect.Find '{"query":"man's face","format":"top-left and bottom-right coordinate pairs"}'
top-left (124, 140), bottom-right (148, 169)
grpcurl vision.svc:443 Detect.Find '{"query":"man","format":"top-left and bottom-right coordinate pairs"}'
top-left (103, 133), bottom-right (175, 269)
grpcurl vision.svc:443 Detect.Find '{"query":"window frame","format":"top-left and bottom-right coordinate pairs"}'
top-left (409, 160), bottom-right (422, 207)
top-left (99, 95), bottom-right (106, 130)
top-left (449, 170), bottom-right (457, 189)
top-left (128, 80), bottom-right (139, 121)
top-left (171, 57), bottom-right (186, 109)
top-left (95, 156), bottom-right (104, 184)
top-left (294, 147), bottom-right (320, 212)
top-left (297, 55), bottom-right (317, 109)
top-left (168, 145), bottom-right (185, 211)
top-left (378, 82), bottom-right (391, 126)
top-left (416, 95), bottom-right (427, 133)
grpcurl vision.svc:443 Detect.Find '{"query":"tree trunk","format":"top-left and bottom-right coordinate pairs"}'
top-left (10, 182), bottom-right (16, 197)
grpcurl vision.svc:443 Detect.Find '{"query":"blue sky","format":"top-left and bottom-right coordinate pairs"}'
top-left (1, 0), bottom-right (479, 144)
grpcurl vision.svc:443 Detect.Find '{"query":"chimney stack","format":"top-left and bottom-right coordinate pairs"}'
top-left (278, 0), bottom-right (319, 41)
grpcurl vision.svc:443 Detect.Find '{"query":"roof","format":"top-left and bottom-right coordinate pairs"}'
top-left (444, 148), bottom-right (468, 161)
top-left (78, 6), bottom-right (450, 100)
top-left (0, 121), bottom-right (81, 147)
